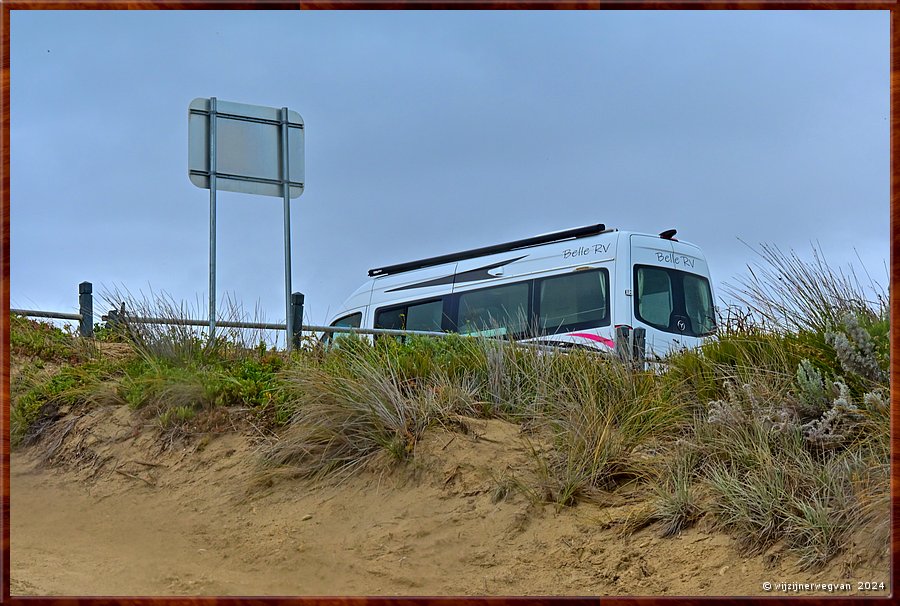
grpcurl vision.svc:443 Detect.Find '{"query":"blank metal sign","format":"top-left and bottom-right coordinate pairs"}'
top-left (188, 98), bottom-right (304, 199)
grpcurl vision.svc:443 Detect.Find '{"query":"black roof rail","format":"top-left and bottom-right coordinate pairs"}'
top-left (368, 223), bottom-right (609, 277)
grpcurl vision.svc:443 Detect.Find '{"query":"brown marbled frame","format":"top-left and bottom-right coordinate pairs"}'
top-left (0, 2), bottom-right (896, 604)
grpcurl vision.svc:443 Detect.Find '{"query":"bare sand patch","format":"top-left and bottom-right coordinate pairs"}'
top-left (10, 406), bottom-right (891, 597)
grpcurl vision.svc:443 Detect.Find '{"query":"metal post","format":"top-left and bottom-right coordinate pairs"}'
top-left (615, 325), bottom-right (631, 362)
top-left (632, 327), bottom-right (646, 368)
top-left (78, 281), bottom-right (93, 337)
top-left (291, 292), bottom-right (304, 350)
top-left (280, 107), bottom-right (293, 351)
top-left (208, 97), bottom-right (218, 341)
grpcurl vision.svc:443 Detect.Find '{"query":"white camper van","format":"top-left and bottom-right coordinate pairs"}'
top-left (326, 224), bottom-right (716, 359)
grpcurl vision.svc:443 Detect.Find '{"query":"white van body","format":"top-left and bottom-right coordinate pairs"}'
top-left (326, 225), bottom-right (716, 359)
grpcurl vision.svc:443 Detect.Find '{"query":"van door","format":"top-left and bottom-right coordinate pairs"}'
top-left (628, 234), bottom-right (686, 357)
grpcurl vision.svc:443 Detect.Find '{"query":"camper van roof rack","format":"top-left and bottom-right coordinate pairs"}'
top-left (368, 223), bottom-right (609, 277)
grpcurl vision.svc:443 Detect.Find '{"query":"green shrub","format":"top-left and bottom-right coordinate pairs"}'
top-left (665, 331), bottom-right (805, 407)
top-left (116, 359), bottom-right (215, 414)
top-left (317, 333), bottom-right (488, 388)
top-left (209, 355), bottom-right (287, 408)
top-left (11, 359), bottom-right (120, 445)
top-left (159, 405), bottom-right (198, 427)
top-left (10, 315), bottom-right (82, 362)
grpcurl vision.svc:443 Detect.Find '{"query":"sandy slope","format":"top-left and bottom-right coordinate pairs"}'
top-left (10, 406), bottom-right (891, 597)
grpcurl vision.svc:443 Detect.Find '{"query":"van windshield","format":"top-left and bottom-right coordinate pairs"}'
top-left (634, 265), bottom-right (715, 336)
top-left (324, 312), bottom-right (362, 344)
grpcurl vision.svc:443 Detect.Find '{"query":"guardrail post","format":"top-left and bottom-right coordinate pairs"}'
top-left (104, 302), bottom-right (125, 329)
top-left (632, 327), bottom-right (646, 368)
top-left (78, 281), bottom-right (93, 337)
top-left (290, 292), bottom-right (304, 350)
top-left (615, 325), bottom-right (631, 362)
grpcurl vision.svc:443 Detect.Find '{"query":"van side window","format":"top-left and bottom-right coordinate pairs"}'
top-left (538, 269), bottom-right (610, 333)
top-left (375, 307), bottom-right (405, 331)
top-left (406, 300), bottom-right (443, 332)
top-left (375, 299), bottom-right (446, 333)
top-left (457, 282), bottom-right (529, 337)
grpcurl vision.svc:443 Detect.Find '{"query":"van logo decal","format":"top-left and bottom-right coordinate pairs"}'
top-left (655, 252), bottom-right (695, 268)
top-left (384, 256), bottom-right (526, 293)
top-left (563, 243), bottom-right (609, 259)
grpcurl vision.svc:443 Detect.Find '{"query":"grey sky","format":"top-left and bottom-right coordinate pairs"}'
top-left (11, 10), bottom-right (888, 342)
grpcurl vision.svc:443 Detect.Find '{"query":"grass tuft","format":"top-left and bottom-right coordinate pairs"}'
top-left (531, 352), bottom-right (686, 506)
top-left (651, 445), bottom-right (702, 537)
top-left (264, 349), bottom-right (446, 479)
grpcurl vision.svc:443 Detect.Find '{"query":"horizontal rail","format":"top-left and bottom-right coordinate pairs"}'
top-left (105, 315), bottom-right (449, 338)
top-left (11, 308), bottom-right (82, 322)
top-left (304, 325), bottom-right (447, 338)
top-left (13, 308), bottom-right (587, 344)
top-left (14, 285), bottom-right (593, 350)
top-left (16, 307), bottom-right (448, 338)
top-left (13, 307), bottom-right (611, 356)
top-left (106, 315), bottom-right (288, 331)
top-left (311, 326), bottom-right (577, 354)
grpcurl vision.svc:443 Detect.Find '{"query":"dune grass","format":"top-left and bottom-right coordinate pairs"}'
top-left (9, 243), bottom-right (890, 569)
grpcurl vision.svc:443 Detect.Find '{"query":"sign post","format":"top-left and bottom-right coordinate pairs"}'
top-left (208, 97), bottom-right (218, 339)
top-left (188, 98), bottom-right (305, 349)
top-left (280, 107), bottom-right (294, 349)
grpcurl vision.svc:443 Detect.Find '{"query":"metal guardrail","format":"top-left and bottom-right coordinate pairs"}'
top-left (10, 281), bottom-right (451, 346)
top-left (11, 281), bottom-right (94, 337)
top-left (103, 315), bottom-right (290, 331)
top-left (301, 325), bottom-right (446, 338)
top-left (10, 281), bottom-right (644, 360)
top-left (11, 309), bottom-right (82, 322)
top-left (10, 302), bottom-right (609, 359)
top-left (98, 315), bottom-right (447, 339)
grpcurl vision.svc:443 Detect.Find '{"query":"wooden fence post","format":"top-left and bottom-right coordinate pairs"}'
top-left (78, 282), bottom-right (93, 337)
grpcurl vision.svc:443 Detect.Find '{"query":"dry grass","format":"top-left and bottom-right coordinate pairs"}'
top-left (265, 351), bottom-right (466, 480)
top-left (725, 242), bottom-right (886, 334)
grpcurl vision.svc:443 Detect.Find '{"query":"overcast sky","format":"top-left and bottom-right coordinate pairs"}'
top-left (11, 10), bottom-right (888, 344)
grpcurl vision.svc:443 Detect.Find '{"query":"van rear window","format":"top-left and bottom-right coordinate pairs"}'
top-left (634, 265), bottom-right (714, 336)
top-left (635, 267), bottom-right (673, 328)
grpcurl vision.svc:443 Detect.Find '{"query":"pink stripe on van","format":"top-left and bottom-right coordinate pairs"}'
top-left (571, 332), bottom-right (615, 349)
